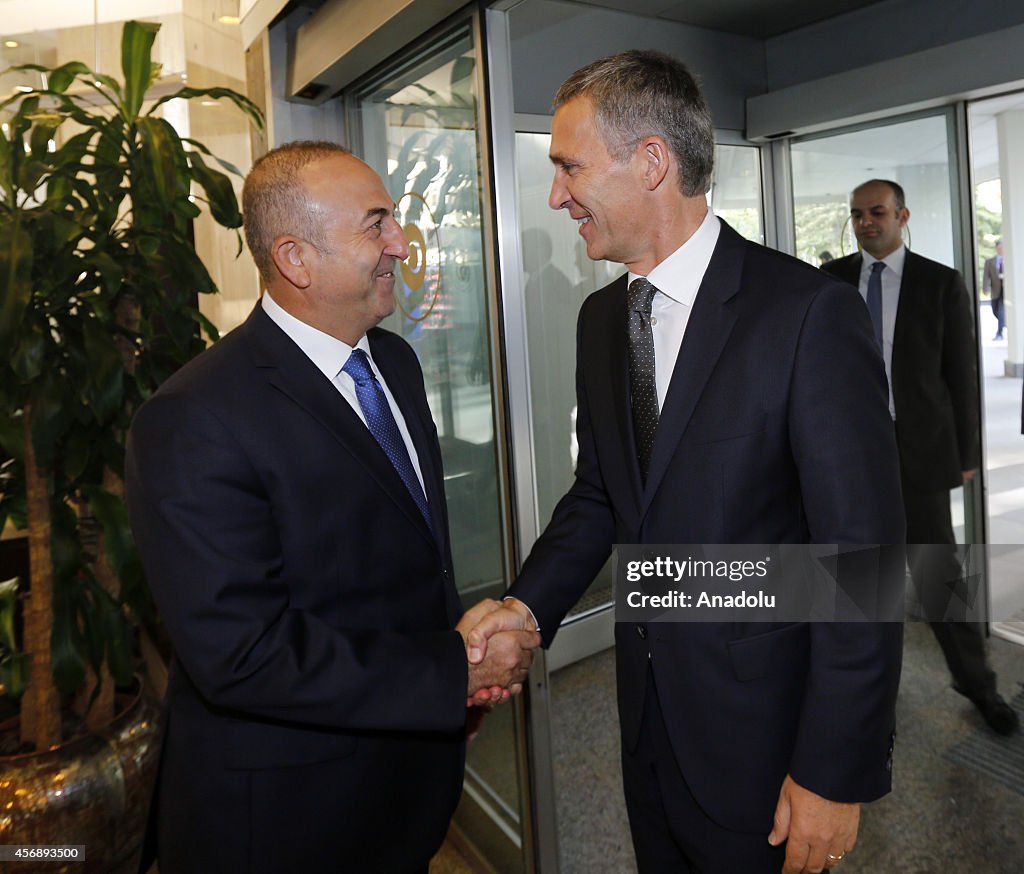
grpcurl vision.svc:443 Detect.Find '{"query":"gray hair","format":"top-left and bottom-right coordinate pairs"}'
top-left (553, 50), bottom-right (714, 197)
top-left (242, 140), bottom-right (352, 279)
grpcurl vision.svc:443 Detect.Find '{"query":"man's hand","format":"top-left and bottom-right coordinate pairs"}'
top-left (962, 468), bottom-right (978, 484)
top-left (465, 597), bottom-right (537, 663)
top-left (768, 774), bottom-right (859, 873)
top-left (456, 599), bottom-right (539, 706)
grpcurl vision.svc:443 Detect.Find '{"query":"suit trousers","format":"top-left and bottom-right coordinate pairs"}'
top-left (902, 480), bottom-right (995, 699)
top-left (991, 296), bottom-right (1006, 332)
top-left (621, 666), bottom-right (787, 874)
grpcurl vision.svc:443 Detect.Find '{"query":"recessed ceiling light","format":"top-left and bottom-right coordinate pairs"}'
top-left (4, 40), bottom-right (19, 49)
top-left (218, 15), bottom-right (240, 25)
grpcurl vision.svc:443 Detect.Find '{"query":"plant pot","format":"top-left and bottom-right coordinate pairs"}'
top-left (0, 684), bottom-right (161, 873)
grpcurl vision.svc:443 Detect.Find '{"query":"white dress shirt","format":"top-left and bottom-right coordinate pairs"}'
top-left (627, 209), bottom-right (721, 410)
top-left (261, 292), bottom-right (427, 493)
top-left (857, 245), bottom-right (904, 419)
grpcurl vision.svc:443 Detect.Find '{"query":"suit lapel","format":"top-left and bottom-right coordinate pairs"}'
top-left (832, 253), bottom-right (862, 287)
top-left (893, 249), bottom-right (918, 358)
top-left (243, 306), bottom-right (437, 549)
top-left (641, 223), bottom-right (743, 510)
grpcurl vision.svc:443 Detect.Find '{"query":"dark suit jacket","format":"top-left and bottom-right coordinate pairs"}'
top-left (509, 222), bottom-right (905, 833)
top-left (126, 304), bottom-right (467, 873)
top-left (983, 255), bottom-right (1003, 301)
top-left (823, 250), bottom-right (979, 491)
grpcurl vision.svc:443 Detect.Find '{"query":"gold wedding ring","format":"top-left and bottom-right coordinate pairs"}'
top-left (826, 851), bottom-right (846, 864)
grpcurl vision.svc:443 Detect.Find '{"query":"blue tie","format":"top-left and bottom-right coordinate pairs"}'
top-left (342, 349), bottom-right (432, 529)
top-left (867, 261), bottom-right (885, 350)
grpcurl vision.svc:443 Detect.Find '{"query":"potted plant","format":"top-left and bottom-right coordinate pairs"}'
top-left (0, 19), bottom-right (261, 867)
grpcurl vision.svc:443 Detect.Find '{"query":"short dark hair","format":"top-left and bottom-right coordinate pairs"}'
top-left (242, 140), bottom-right (352, 279)
top-left (553, 50), bottom-right (714, 197)
top-left (855, 178), bottom-right (907, 211)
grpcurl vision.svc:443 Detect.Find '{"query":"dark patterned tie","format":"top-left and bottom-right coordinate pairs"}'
top-left (627, 277), bottom-right (660, 481)
top-left (866, 261), bottom-right (884, 351)
top-left (342, 349), bottom-right (432, 528)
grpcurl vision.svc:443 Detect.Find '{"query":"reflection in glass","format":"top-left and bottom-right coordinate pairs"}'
top-left (353, 33), bottom-right (504, 600)
top-left (791, 115), bottom-right (955, 267)
top-left (350, 27), bottom-right (525, 874)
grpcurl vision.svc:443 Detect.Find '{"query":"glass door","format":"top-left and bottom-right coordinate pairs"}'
top-left (967, 92), bottom-right (1024, 643)
top-left (789, 109), bottom-right (986, 593)
top-left (347, 17), bottom-right (530, 872)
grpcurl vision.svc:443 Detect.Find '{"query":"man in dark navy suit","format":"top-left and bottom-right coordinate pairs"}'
top-left (824, 179), bottom-right (1018, 738)
top-left (126, 141), bottom-right (538, 874)
top-left (472, 52), bottom-right (905, 873)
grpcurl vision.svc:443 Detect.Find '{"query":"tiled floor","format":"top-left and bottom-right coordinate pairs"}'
top-left (544, 621), bottom-right (1024, 874)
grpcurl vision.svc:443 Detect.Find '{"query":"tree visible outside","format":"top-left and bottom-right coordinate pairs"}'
top-left (795, 199), bottom-right (850, 266)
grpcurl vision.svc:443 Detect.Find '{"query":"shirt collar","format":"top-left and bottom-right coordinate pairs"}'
top-left (861, 243), bottom-right (906, 279)
top-left (261, 291), bottom-right (370, 380)
top-left (627, 210), bottom-right (721, 306)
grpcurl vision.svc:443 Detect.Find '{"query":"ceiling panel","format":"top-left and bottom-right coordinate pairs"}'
top-left (559, 0), bottom-right (888, 38)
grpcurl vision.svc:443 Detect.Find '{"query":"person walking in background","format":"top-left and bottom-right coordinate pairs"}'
top-left (984, 239), bottom-right (1006, 340)
top-left (823, 180), bottom-right (1019, 738)
top-left (126, 141), bottom-right (539, 874)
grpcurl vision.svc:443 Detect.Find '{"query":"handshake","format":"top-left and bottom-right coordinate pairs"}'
top-left (457, 598), bottom-right (540, 712)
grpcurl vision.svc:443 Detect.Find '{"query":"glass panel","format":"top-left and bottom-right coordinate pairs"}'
top-left (789, 112), bottom-right (977, 612)
top-left (350, 25), bottom-right (526, 873)
top-left (352, 30), bottom-right (504, 601)
top-left (516, 130), bottom-right (622, 616)
top-left (712, 144), bottom-right (764, 243)
top-left (791, 115), bottom-right (955, 268)
top-left (968, 93), bottom-right (1024, 638)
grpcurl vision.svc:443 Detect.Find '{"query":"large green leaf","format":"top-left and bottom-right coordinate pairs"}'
top-left (136, 116), bottom-right (188, 210)
top-left (82, 317), bottom-right (125, 422)
top-left (182, 137), bottom-right (244, 177)
top-left (0, 577), bottom-right (19, 651)
top-left (62, 427), bottom-right (92, 481)
top-left (10, 319), bottom-right (47, 382)
top-left (98, 592), bottom-right (134, 686)
top-left (46, 61), bottom-right (92, 94)
top-left (52, 577), bottom-right (88, 697)
top-left (0, 653), bottom-right (30, 700)
top-left (0, 408), bottom-right (24, 461)
top-left (28, 374), bottom-right (72, 468)
top-left (149, 86), bottom-right (264, 131)
top-left (121, 20), bottom-right (161, 122)
top-left (188, 150), bottom-right (242, 228)
top-left (0, 220), bottom-right (33, 351)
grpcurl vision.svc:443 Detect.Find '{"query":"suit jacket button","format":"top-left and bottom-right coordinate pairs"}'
top-left (636, 624), bottom-right (647, 639)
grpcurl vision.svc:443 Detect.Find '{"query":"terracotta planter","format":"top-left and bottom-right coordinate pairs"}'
top-left (0, 687), bottom-right (161, 873)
